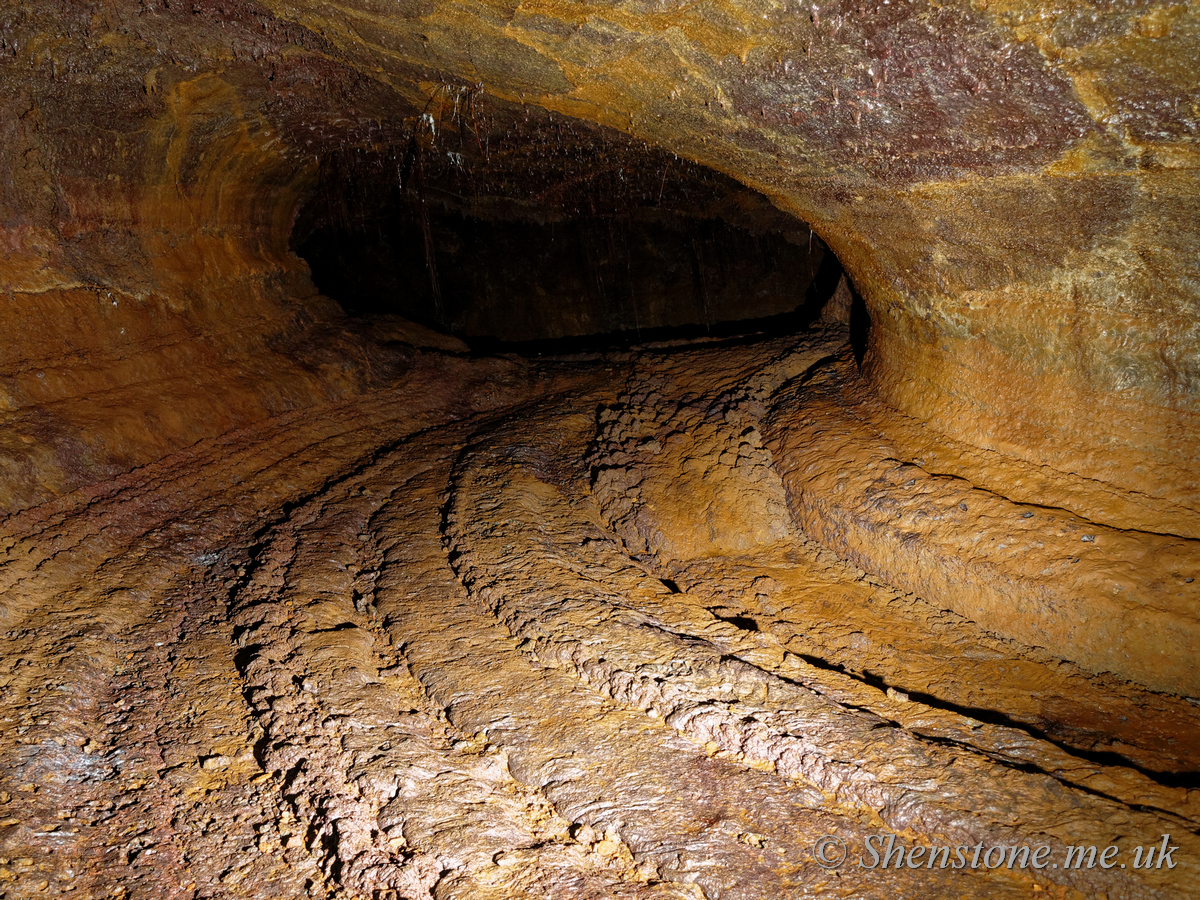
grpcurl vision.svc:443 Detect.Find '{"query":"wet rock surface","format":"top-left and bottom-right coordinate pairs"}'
top-left (1, 0), bottom-right (1197, 895)
top-left (766, 352), bottom-right (1200, 696)
top-left (2, 0), bottom-right (1196, 516)
top-left (3, 336), bottom-right (1196, 899)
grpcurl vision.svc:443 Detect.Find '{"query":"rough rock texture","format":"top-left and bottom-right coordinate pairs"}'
top-left (766, 351), bottom-right (1200, 694)
top-left (2, 0), bottom-right (1196, 508)
top-left (0, 0), bottom-right (1198, 897)
top-left (3, 336), bottom-right (1198, 899)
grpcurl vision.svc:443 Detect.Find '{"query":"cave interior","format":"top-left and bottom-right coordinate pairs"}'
top-left (0, 0), bottom-right (1197, 897)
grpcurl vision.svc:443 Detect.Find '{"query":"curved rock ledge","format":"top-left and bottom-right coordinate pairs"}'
top-left (764, 353), bottom-right (1200, 696)
top-left (2, 0), bottom-right (1198, 895)
top-left (3, 337), bottom-right (1197, 898)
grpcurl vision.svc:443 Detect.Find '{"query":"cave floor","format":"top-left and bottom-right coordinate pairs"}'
top-left (1, 330), bottom-right (1197, 899)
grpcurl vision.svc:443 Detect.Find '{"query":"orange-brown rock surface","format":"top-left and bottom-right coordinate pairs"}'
top-left (0, 0), bottom-right (1197, 897)
top-left (3, 335), bottom-right (1198, 898)
top-left (3, 0), bottom-right (1196, 509)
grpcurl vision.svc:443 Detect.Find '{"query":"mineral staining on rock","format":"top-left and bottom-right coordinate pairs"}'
top-left (0, 0), bottom-right (1197, 897)
top-left (2, 334), bottom-right (1197, 898)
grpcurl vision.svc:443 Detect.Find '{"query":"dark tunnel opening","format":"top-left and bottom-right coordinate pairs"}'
top-left (290, 112), bottom-right (859, 352)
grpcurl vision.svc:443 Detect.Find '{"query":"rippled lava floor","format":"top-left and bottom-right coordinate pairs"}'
top-left (1, 330), bottom-right (1197, 899)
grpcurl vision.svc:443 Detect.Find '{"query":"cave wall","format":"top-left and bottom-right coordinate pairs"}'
top-left (0, 3), bottom-right (423, 510)
top-left (3, 6), bottom-right (1200, 892)
top-left (250, 0), bottom-right (1199, 512)
top-left (0, 0), bottom-right (1196, 516)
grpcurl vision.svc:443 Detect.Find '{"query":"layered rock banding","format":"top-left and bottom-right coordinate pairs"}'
top-left (0, 0), bottom-right (1197, 897)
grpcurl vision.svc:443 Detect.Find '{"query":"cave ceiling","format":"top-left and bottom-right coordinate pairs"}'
top-left (2, 0), bottom-right (1196, 500)
top-left (0, 0), bottom-right (1198, 897)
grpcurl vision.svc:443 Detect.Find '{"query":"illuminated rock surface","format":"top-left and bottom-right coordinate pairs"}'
top-left (0, 0), bottom-right (1197, 897)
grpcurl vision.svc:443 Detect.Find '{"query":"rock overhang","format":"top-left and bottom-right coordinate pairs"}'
top-left (0, 0), bottom-right (1196, 508)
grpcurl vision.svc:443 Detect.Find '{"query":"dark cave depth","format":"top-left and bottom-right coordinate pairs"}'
top-left (290, 121), bottom-right (847, 347)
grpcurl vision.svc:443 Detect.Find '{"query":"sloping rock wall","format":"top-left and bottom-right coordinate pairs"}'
top-left (2, 0), bottom-right (1196, 514)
